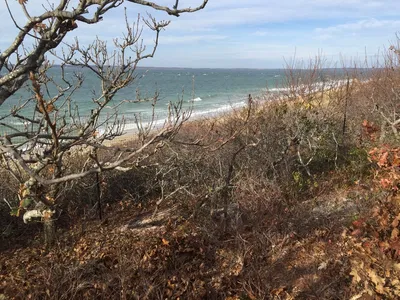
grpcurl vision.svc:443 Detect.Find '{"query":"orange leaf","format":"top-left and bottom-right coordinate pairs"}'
top-left (380, 178), bottom-right (392, 189)
top-left (46, 103), bottom-right (55, 113)
top-left (351, 229), bottom-right (363, 237)
top-left (18, 0), bottom-right (28, 4)
top-left (45, 195), bottom-right (55, 204)
top-left (352, 219), bottom-right (365, 228)
top-left (392, 216), bottom-right (399, 228)
top-left (162, 238), bottom-right (170, 246)
top-left (390, 241), bottom-right (400, 251)
top-left (378, 151), bottom-right (389, 167)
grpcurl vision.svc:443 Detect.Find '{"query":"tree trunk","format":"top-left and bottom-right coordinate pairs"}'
top-left (43, 217), bottom-right (55, 249)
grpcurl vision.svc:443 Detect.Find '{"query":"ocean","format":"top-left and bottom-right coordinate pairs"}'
top-left (0, 67), bottom-right (351, 135)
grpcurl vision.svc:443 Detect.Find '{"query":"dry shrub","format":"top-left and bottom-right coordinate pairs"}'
top-left (342, 42), bottom-right (400, 298)
top-left (4, 47), bottom-right (400, 298)
top-left (0, 163), bottom-right (44, 251)
top-left (346, 145), bottom-right (400, 298)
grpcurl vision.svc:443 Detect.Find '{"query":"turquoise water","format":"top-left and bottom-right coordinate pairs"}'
top-left (0, 67), bottom-right (352, 134)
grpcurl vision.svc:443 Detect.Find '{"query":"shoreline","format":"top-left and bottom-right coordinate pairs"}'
top-left (105, 77), bottom-right (361, 147)
top-left (103, 98), bottom-right (251, 146)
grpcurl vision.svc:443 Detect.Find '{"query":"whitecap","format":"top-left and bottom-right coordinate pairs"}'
top-left (192, 97), bottom-right (202, 102)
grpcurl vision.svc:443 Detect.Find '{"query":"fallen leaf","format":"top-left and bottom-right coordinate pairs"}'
top-left (271, 287), bottom-right (285, 296)
top-left (367, 269), bottom-right (385, 294)
top-left (350, 268), bottom-right (362, 283)
top-left (378, 151), bottom-right (389, 167)
top-left (393, 263), bottom-right (400, 272)
top-left (392, 217), bottom-right (400, 228)
top-left (318, 261), bottom-right (328, 270)
top-left (392, 228), bottom-right (399, 240)
top-left (351, 229), bottom-right (363, 237)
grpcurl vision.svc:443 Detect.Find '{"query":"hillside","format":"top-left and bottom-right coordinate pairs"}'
top-left (1, 61), bottom-right (400, 299)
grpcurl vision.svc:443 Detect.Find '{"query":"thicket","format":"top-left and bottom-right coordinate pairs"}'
top-left (1, 47), bottom-right (400, 298)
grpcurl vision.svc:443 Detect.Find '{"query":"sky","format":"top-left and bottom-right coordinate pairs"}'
top-left (1, 0), bottom-right (400, 68)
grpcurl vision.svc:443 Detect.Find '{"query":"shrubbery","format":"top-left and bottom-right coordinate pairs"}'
top-left (1, 47), bottom-right (400, 298)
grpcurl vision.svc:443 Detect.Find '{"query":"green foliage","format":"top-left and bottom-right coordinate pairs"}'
top-left (21, 198), bottom-right (33, 208)
top-left (9, 207), bottom-right (19, 216)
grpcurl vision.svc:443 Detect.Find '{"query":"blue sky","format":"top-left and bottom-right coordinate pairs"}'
top-left (1, 0), bottom-right (400, 68)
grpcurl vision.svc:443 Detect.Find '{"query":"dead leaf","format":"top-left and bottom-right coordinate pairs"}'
top-left (350, 268), bottom-right (362, 283)
top-left (46, 103), bottom-right (55, 113)
top-left (380, 178), bottom-right (392, 189)
top-left (352, 219), bottom-right (365, 228)
top-left (390, 241), bottom-right (400, 251)
top-left (318, 261), bottom-right (328, 270)
top-left (392, 228), bottom-right (399, 240)
top-left (271, 287), bottom-right (285, 296)
top-left (378, 151), bottom-right (389, 167)
top-left (33, 22), bottom-right (47, 33)
top-left (393, 263), bottom-right (400, 272)
top-left (392, 216), bottom-right (400, 228)
top-left (351, 229), bottom-right (363, 237)
top-left (367, 269), bottom-right (385, 294)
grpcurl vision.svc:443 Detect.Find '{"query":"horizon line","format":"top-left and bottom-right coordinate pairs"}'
top-left (56, 65), bottom-right (373, 70)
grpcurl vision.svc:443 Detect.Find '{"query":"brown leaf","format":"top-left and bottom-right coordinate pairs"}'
top-left (351, 229), bottom-right (363, 237)
top-left (380, 178), bottom-right (392, 189)
top-left (352, 219), bottom-right (365, 228)
top-left (380, 210), bottom-right (390, 227)
top-left (18, 0), bottom-right (28, 4)
top-left (36, 102), bottom-right (55, 114)
top-left (350, 268), bottom-right (362, 283)
top-left (33, 22), bottom-right (47, 33)
top-left (393, 154), bottom-right (400, 167)
top-left (46, 103), bottom-right (55, 113)
top-left (271, 287), bottom-right (285, 296)
top-left (378, 151), bottom-right (389, 167)
top-left (392, 228), bottom-right (400, 240)
top-left (394, 263), bottom-right (400, 272)
top-left (392, 216), bottom-right (399, 228)
top-left (390, 241), bottom-right (400, 251)
top-left (367, 269), bottom-right (385, 294)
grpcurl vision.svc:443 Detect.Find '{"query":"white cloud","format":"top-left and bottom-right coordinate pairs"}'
top-left (165, 0), bottom-right (400, 32)
top-left (316, 19), bottom-right (400, 35)
top-left (1, 0), bottom-right (400, 68)
top-left (159, 34), bottom-right (227, 44)
top-left (314, 18), bottom-right (400, 42)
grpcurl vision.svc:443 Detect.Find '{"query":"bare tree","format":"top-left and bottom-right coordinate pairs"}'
top-left (369, 44), bottom-right (400, 140)
top-left (0, 0), bottom-right (208, 247)
top-left (0, 0), bottom-right (208, 104)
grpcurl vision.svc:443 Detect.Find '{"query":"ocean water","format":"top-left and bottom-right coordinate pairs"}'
top-left (0, 67), bottom-right (350, 134)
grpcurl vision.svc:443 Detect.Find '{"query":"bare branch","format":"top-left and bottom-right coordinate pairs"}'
top-left (0, 0), bottom-right (209, 105)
